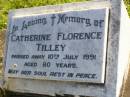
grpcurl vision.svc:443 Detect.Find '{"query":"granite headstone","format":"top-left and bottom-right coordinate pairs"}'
top-left (4, 1), bottom-right (130, 97)
top-left (5, 8), bottom-right (109, 83)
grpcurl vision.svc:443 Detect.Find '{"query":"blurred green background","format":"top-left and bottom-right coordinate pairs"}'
top-left (0, 0), bottom-right (129, 32)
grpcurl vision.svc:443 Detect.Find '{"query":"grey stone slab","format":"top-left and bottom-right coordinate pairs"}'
top-left (3, 0), bottom-right (130, 97)
top-left (5, 6), bottom-right (109, 84)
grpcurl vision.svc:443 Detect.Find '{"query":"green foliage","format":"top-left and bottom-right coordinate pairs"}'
top-left (124, 0), bottom-right (130, 16)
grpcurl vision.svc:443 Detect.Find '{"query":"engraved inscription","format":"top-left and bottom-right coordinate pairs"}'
top-left (5, 8), bottom-right (109, 83)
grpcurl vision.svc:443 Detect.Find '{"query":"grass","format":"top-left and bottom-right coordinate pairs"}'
top-left (0, 0), bottom-right (130, 32)
top-left (124, 0), bottom-right (130, 15)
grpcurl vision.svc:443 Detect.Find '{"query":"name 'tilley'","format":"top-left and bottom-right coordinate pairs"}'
top-left (36, 43), bottom-right (66, 51)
